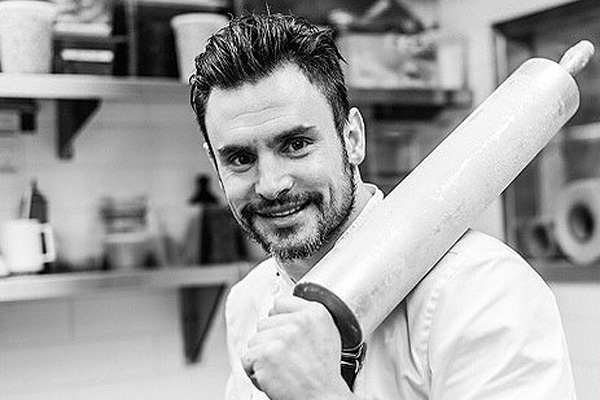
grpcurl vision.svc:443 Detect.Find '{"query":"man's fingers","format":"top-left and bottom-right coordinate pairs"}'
top-left (268, 294), bottom-right (308, 316)
top-left (241, 350), bottom-right (263, 391)
top-left (269, 294), bottom-right (332, 317)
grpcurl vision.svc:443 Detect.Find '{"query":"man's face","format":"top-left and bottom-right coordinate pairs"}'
top-left (204, 64), bottom-right (356, 261)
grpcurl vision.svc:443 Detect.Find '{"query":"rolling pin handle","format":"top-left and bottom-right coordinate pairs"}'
top-left (559, 40), bottom-right (595, 76)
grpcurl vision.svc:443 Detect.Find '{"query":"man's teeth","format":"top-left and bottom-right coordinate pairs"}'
top-left (268, 205), bottom-right (303, 217)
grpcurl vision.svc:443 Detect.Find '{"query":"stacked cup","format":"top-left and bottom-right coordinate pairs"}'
top-left (0, 1), bottom-right (58, 73)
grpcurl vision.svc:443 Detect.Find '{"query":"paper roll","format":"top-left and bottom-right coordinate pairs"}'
top-left (517, 218), bottom-right (560, 259)
top-left (554, 179), bottom-right (600, 265)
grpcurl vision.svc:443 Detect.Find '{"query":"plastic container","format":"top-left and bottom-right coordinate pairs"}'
top-left (170, 13), bottom-right (228, 82)
top-left (0, 1), bottom-right (58, 73)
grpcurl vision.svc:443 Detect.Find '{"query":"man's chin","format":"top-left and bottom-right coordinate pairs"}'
top-left (255, 231), bottom-right (323, 262)
top-left (271, 241), bottom-right (322, 262)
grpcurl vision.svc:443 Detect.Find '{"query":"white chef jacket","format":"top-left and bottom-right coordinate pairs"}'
top-left (224, 186), bottom-right (576, 400)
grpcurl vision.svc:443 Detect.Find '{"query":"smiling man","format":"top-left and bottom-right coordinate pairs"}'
top-left (190, 13), bottom-right (576, 400)
top-left (204, 62), bottom-right (369, 278)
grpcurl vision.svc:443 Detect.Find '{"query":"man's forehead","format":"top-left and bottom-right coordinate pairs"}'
top-left (206, 65), bottom-right (312, 116)
top-left (204, 65), bottom-right (332, 142)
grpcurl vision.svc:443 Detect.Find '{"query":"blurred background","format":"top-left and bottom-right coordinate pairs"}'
top-left (0, 0), bottom-right (599, 399)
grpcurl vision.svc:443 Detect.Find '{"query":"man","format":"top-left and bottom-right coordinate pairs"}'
top-left (190, 13), bottom-right (576, 400)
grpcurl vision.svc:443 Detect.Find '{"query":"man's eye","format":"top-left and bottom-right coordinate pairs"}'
top-left (229, 153), bottom-right (255, 167)
top-left (285, 138), bottom-right (312, 154)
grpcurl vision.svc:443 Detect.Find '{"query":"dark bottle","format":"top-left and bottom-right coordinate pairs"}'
top-left (29, 179), bottom-right (48, 223)
top-left (188, 175), bottom-right (218, 205)
top-left (185, 174), bottom-right (246, 264)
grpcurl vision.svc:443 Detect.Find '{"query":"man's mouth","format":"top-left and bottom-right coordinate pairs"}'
top-left (256, 203), bottom-right (308, 219)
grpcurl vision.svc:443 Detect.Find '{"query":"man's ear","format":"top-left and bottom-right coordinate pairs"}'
top-left (343, 107), bottom-right (366, 166)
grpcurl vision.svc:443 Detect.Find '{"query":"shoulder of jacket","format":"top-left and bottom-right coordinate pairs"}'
top-left (403, 229), bottom-right (545, 326)
top-left (413, 229), bottom-right (531, 296)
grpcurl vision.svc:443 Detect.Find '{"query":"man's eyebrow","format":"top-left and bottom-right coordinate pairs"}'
top-left (271, 126), bottom-right (316, 146)
top-left (216, 126), bottom-right (317, 159)
top-left (217, 144), bottom-right (250, 160)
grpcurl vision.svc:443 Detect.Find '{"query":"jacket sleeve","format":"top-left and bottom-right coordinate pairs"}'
top-left (427, 243), bottom-right (576, 400)
top-left (223, 277), bottom-right (271, 400)
top-left (224, 284), bottom-right (248, 400)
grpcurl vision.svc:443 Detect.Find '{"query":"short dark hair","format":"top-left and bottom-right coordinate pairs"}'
top-left (189, 13), bottom-right (350, 157)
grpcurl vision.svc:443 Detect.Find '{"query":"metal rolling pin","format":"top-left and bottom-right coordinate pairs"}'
top-left (294, 40), bottom-right (595, 351)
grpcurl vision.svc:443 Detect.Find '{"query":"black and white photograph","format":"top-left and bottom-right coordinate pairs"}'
top-left (0, 0), bottom-right (598, 399)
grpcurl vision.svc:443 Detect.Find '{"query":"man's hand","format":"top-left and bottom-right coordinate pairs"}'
top-left (242, 294), bottom-right (355, 400)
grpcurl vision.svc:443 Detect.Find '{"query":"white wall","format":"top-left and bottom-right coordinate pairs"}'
top-left (551, 282), bottom-right (600, 400)
top-left (0, 291), bottom-right (230, 400)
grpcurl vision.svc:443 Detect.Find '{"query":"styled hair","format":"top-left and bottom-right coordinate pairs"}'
top-left (189, 13), bottom-right (349, 157)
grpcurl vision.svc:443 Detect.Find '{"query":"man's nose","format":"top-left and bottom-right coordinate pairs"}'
top-left (255, 156), bottom-right (293, 200)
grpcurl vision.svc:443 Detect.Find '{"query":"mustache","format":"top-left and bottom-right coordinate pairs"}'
top-left (241, 192), bottom-right (323, 219)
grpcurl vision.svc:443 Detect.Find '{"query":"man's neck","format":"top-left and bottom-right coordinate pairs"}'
top-left (279, 182), bottom-right (374, 283)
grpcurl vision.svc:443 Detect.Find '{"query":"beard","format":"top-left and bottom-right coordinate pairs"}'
top-left (236, 162), bottom-right (357, 262)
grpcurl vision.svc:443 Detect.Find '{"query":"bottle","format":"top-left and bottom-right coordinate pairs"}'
top-left (183, 174), bottom-right (246, 264)
top-left (188, 175), bottom-right (218, 205)
top-left (29, 179), bottom-right (48, 223)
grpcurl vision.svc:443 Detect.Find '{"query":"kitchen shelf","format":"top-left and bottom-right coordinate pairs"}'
top-left (0, 263), bottom-right (250, 363)
top-left (0, 72), bottom-right (472, 159)
top-left (0, 73), bottom-right (471, 104)
top-left (530, 259), bottom-right (600, 283)
top-left (0, 73), bottom-right (187, 101)
top-left (349, 87), bottom-right (472, 108)
top-left (0, 263), bottom-right (248, 302)
top-left (0, 73), bottom-right (190, 159)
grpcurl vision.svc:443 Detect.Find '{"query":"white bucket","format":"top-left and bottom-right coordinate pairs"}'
top-left (0, 1), bottom-right (58, 73)
top-left (171, 13), bottom-right (228, 82)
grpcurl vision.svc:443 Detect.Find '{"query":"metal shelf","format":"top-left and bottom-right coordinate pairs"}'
top-left (0, 73), bottom-right (470, 104)
top-left (0, 73), bottom-right (187, 101)
top-left (0, 73), bottom-right (190, 159)
top-left (0, 263), bottom-right (247, 302)
top-left (530, 259), bottom-right (600, 283)
top-left (349, 87), bottom-right (472, 107)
